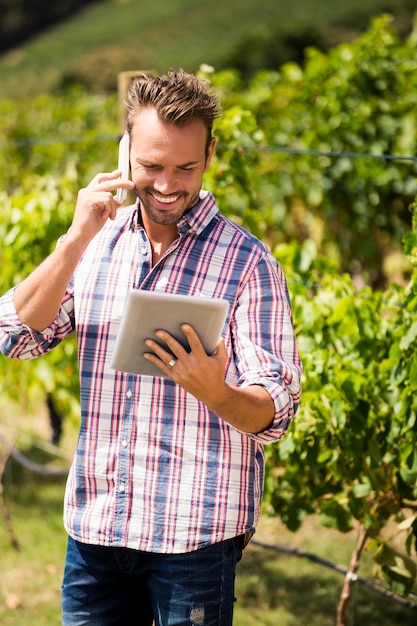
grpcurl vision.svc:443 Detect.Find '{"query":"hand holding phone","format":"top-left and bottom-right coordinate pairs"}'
top-left (116, 134), bottom-right (130, 204)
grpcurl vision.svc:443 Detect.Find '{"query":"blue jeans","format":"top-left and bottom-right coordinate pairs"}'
top-left (61, 535), bottom-right (244, 626)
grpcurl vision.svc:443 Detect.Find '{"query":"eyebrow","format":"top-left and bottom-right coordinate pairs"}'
top-left (137, 157), bottom-right (201, 168)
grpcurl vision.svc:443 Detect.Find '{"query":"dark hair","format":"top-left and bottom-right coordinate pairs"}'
top-left (125, 69), bottom-right (222, 154)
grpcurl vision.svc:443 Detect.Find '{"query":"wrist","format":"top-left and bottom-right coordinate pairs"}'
top-left (206, 383), bottom-right (275, 434)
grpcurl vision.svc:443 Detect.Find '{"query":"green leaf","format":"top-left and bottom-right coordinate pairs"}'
top-left (375, 542), bottom-right (417, 586)
top-left (399, 321), bottom-right (417, 351)
top-left (319, 498), bottom-right (352, 532)
top-left (352, 482), bottom-right (372, 498)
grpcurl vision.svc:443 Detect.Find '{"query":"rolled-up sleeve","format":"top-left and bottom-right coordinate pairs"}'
top-left (0, 286), bottom-right (75, 360)
top-left (231, 250), bottom-right (302, 444)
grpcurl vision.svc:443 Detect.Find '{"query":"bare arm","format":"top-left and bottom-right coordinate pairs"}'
top-left (14, 171), bottom-right (134, 331)
top-left (202, 374), bottom-right (275, 434)
top-left (144, 326), bottom-right (276, 434)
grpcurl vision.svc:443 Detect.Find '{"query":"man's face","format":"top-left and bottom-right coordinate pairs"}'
top-left (129, 107), bottom-right (215, 227)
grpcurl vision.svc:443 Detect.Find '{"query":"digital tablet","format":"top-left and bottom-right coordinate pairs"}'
top-left (110, 290), bottom-right (230, 378)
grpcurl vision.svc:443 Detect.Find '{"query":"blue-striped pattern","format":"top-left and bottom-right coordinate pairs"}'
top-left (0, 191), bottom-right (301, 554)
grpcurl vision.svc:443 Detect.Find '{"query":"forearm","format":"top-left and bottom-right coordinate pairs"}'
top-left (205, 382), bottom-right (275, 434)
top-left (144, 327), bottom-right (287, 435)
top-left (11, 170), bottom-right (133, 332)
top-left (13, 235), bottom-right (86, 331)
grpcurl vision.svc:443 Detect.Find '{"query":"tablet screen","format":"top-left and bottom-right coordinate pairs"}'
top-left (110, 290), bottom-right (229, 378)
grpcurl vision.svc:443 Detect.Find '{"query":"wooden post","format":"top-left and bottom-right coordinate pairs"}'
top-left (117, 70), bottom-right (144, 135)
top-left (336, 524), bottom-right (368, 626)
top-left (0, 430), bottom-right (19, 550)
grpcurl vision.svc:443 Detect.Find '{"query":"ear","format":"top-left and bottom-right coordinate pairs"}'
top-left (204, 137), bottom-right (217, 171)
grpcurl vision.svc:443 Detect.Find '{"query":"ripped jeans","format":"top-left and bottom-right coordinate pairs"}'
top-left (61, 534), bottom-right (244, 626)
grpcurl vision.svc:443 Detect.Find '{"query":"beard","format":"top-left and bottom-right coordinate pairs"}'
top-left (135, 187), bottom-right (201, 226)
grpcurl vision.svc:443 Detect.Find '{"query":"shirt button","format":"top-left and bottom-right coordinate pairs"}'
top-left (121, 439), bottom-right (128, 448)
top-left (141, 248), bottom-right (147, 255)
top-left (126, 389), bottom-right (132, 398)
top-left (119, 483), bottom-right (125, 492)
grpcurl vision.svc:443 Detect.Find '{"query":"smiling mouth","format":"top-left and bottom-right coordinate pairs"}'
top-left (150, 192), bottom-right (181, 205)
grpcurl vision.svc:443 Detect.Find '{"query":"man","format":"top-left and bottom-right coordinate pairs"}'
top-left (0, 70), bottom-right (301, 625)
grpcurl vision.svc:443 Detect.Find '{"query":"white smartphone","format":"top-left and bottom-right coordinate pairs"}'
top-left (116, 134), bottom-right (130, 204)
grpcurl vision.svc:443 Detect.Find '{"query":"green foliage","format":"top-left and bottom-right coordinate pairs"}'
top-left (219, 1), bottom-right (417, 79)
top-left (0, 88), bottom-right (120, 421)
top-left (0, 0), bottom-right (416, 98)
top-left (0, 17), bottom-right (416, 600)
top-left (206, 15), bottom-right (417, 286)
top-left (262, 232), bottom-right (417, 593)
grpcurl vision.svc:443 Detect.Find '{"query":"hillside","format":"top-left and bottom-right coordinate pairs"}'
top-left (0, 0), bottom-right (415, 100)
top-left (0, 0), bottom-right (96, 52)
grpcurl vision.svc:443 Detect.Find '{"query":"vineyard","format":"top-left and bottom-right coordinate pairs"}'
top-left (0, 14), bottom-right (416, 624)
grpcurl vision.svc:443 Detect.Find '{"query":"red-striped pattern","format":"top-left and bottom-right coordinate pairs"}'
top-left (0, 191), bottom-right (301, 554)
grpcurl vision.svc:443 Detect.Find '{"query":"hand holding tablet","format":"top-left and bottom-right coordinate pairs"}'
top-left (111, 290), bottom-right (229, 378)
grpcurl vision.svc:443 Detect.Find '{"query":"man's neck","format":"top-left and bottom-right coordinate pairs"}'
top-left (140, 216), bottom-right (179, 265)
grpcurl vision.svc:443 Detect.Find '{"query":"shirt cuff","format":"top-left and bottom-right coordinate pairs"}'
top-left (0, 287), bottom-right (57, 343)
top-left (241, 377), bottom-right (299, 444)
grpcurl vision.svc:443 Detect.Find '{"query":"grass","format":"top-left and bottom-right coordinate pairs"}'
top-left (0, 478), bottom-right (67, 626)
top-left (0, 0), bottom-right (415, 99)
top-left (235, 518), bottom-right (417, 625)
top-left (1, 418), bottom-right (416, 625)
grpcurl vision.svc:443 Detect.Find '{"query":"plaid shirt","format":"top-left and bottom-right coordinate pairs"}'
top-left (0, 191), bottom-right (301, 553)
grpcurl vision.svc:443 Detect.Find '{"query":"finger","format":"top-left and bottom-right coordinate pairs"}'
top-left (87, 171), bottom-right (127, 191)
top-left (152, 330), bottom-right (190, 358)
top-left (87, 170), bottom-right (118, 185)
top-left (180, 324), bottom-right (207, 355)
top-left (143, 350), bottom-right (179, 374)
top-left (100, 201), bottom-right (117, 221)
top-left (143, 339), bottom-right (181, 378)
top-left (78, 188), bottom-right (117, 209)
top-left (78, 188), bottom-right (119, 223)
top-left (211, 338), bottom-right (228, 362)
top-left (144, 336), bottom-right (178, 362)
top-left (114, 180), bottom-right (135, 204)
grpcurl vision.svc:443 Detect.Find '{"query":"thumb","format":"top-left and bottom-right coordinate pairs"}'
top-left (212, 338), bottom-right (227, 360)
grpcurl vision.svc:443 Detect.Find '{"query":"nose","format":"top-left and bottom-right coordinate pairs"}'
top-left (153, 170), bottom-right (178, 194)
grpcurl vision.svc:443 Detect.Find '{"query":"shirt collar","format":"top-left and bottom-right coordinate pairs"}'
top-left (177, 191), bottom-right (219, 236)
